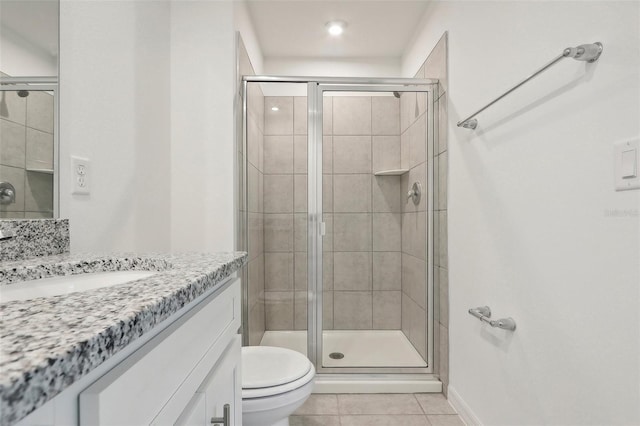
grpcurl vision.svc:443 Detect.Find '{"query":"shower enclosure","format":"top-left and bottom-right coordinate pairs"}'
top-left (238, 71), bottom-right (441, 390)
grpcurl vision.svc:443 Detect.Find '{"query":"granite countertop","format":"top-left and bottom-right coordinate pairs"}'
top-left (0, 252), bottom-right (247, 426)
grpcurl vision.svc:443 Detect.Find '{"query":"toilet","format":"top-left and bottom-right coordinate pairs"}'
top-left (241, 346), bottom-right (316, 426)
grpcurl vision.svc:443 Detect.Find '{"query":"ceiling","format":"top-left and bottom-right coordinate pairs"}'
top-left (0, 0), bottom-right (59, 55)
top-left (246, 0), bottom-right (430, 58)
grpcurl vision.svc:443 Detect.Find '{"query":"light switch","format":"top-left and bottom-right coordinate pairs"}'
top-left (614, 139), bottom-right (640, 191)
top-left (621, 149), bottom-right (637, 178)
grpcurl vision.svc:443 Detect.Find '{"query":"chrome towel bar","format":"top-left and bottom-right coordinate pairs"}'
top-left (457, 42), bottom-right (603, 130)
top-left (468, 306), bottom-right (516, 331)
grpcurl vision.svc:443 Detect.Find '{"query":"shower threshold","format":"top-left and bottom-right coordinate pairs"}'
top-left (260, 330), bottom-right (427, 368)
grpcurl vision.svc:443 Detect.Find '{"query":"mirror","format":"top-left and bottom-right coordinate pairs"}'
top-left (0, 0), bottom-right (59, 219)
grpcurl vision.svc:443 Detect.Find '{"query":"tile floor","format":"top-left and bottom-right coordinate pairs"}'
top-left (291, 393), bottom-right (465, 425)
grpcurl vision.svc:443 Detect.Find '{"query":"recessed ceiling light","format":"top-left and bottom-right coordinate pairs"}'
top-left (271, 107), bottom-right (279, 111)
top-left (326, 21), bottom-right (346, 36)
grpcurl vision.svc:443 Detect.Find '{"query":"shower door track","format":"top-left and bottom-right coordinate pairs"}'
top-left (241, 75), bottom-right (440, 383)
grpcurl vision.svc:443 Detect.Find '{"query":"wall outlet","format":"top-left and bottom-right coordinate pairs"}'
top-left (72, 156), bottom-right (91, 195)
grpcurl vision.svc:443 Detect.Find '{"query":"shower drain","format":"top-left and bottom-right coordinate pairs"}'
top-left (329, 352), bottom-right (344, 360)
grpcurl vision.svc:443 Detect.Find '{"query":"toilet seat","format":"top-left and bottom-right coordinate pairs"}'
top-left (242, 346), bottom-right (315, 399)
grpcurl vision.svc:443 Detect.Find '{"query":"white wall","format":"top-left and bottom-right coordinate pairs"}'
top-left (59, 0), bottom-right (171, 253)
top-left (262, 56), bottom-right (401, 95)
top-left (234, 0), bottom-right (264, 75)
top-left (59, 0), bottom-right (260, 253)
top-left (0, 28), bottom-right (57, 76)
top-left (169, 0), bottom-right (236, 253)
top-left (403, 2), bottom-right (640, 425)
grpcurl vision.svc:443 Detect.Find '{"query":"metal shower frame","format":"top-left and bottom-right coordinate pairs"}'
top-left (240, 75), bottom-right (440, 379)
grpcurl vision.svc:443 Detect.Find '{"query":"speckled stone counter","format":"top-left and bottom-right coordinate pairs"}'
top-left (0, 252), bottom-right (247, 426)
top-left (0, 220), bottom-right (69, 262)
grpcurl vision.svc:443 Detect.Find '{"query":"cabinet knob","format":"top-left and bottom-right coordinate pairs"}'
top-left (210, 404), bottom-right (230, 426)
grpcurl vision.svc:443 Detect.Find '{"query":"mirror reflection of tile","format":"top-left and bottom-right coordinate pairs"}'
top-left (0, 77), bottom-right (54, 219)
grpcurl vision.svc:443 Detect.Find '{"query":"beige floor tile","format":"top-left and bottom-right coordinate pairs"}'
top-left (338, 394), bottom-right (423, 415)
top-left (340, 415), bottom-right (430, 426)
top-left (294, 394), bottom-right (339, 415)
top-left (427, 414), bottom-right (466, 426)
top-left (415, 393), bottom-right (457, 415)
top-left (290, 415), bottom-right (340, 426)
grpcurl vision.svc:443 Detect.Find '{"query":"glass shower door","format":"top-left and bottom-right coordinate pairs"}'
top-left (309, 83), bottom-right (436, 374)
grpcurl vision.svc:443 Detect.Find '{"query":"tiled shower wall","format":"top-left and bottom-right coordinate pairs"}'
top-left (421, 33), bottom-right (450, 394)
top-left (0, 73), bottom-right (55, 219)
top-left (399, 86), bottom-right (429, 360)
top-left (262, 95), bottom-right (405, 332)
top-left (239, 40), bottom-right (266, 346)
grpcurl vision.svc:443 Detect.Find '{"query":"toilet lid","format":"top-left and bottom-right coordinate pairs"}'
top-left (242, 346), bottom-right (312, 389)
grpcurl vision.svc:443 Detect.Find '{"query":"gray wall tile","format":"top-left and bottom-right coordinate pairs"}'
top-left (265, 291), bottom-right (294, 330)
top-left (323, 290), bottom-right (334, 329)
top-left (294, 174), bottom-right (307, 212)
top-left (334, 251), bottom-right (372, 291)
top-left (402, 254), bottom-right (427, 309)
top-left (264, 174), bottom-right (293, 213)
top-left (334, 174), bottom-right (371, 212)
top-left (334, 291), bottom-right (372, 329)
top-left (294, 96), bottom-right (307, 135)
top-left (373, 213), bottom-right (401, 251)
top-left (373, 291), bottom-right (401, 329)
top-left (0, 91), bottom-right (27, 125)
top-left (438, 152), bottom-right (448, 210)
top-left (264, 135), bottom-right (293, 173)
top-left (409, 114), bottom-right (427, 168)
top-left (333, 136), bottom-right (371, 174)
top-left (372, 175), bottom-right (401, 213)
top-left (295, 251), bottom-right (308, 291)
top-left (265, 97), bottom-right (293, 135)
top-left (26, 91), bottom-right (54, 133)
top-left (372, 96), bottom-right (400, 136)
top-left (294, 135), bottom-right (307, 174)
top-left (265, 252), bottom-right (293, 291)
top-left (372, 136), bottom-right (400, 172)
top-left (0, 119), bottom-right (26, 168)
top-left (294, 291), bottom-right (307, 330)
top-left (372, 252), bottom-right (402, 291)
top-left (323, 97), bottom-right (332, 135)
top-left (294, 213), bottom-right (307, 252)
top-left (333, 213), bottom-right (371, 251)
top-left (264, 214), bottom-right (293, 251)
top-left (333, 97), bottom-right (371, 135)
top-left (323, 136), bottom-right (333, 173)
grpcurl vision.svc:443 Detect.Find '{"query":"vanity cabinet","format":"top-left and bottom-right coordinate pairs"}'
top-left (80, 278), bottom-right (242, 426)
top-left (15, 277), bottom-right (242, 426)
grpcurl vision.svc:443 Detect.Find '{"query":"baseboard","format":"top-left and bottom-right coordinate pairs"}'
top-left (448, 386), bottom-right (483, 426)
top-left (313, 377), bottom-right (442, 393)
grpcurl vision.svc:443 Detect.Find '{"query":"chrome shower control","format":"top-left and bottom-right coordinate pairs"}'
top-left (407, 182), bottom-right (422, 206)
top-left (0, 182), bottom-right (16, 205)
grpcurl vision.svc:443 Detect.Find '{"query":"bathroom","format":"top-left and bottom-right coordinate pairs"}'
top-left (0, 1), bottom-right (639, 425)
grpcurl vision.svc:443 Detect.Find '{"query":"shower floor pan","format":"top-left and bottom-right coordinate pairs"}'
top-left (260, 330), bottom-right (427, 368)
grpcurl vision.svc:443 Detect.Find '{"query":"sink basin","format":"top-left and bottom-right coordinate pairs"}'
top-left (0, 271), bottom-right (156, 303)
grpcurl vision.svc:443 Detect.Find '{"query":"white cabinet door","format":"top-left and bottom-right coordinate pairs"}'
top-left (174, 394), bottom-right (206, 426)
top-left (201, 337), bottom-right (242, 426)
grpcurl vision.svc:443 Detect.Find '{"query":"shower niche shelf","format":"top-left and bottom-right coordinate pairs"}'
top-left (373, 169), bottom-right (409, 176)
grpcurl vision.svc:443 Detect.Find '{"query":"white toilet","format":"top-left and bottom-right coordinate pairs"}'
top-left (241, 346), bottom-right (316, 426)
